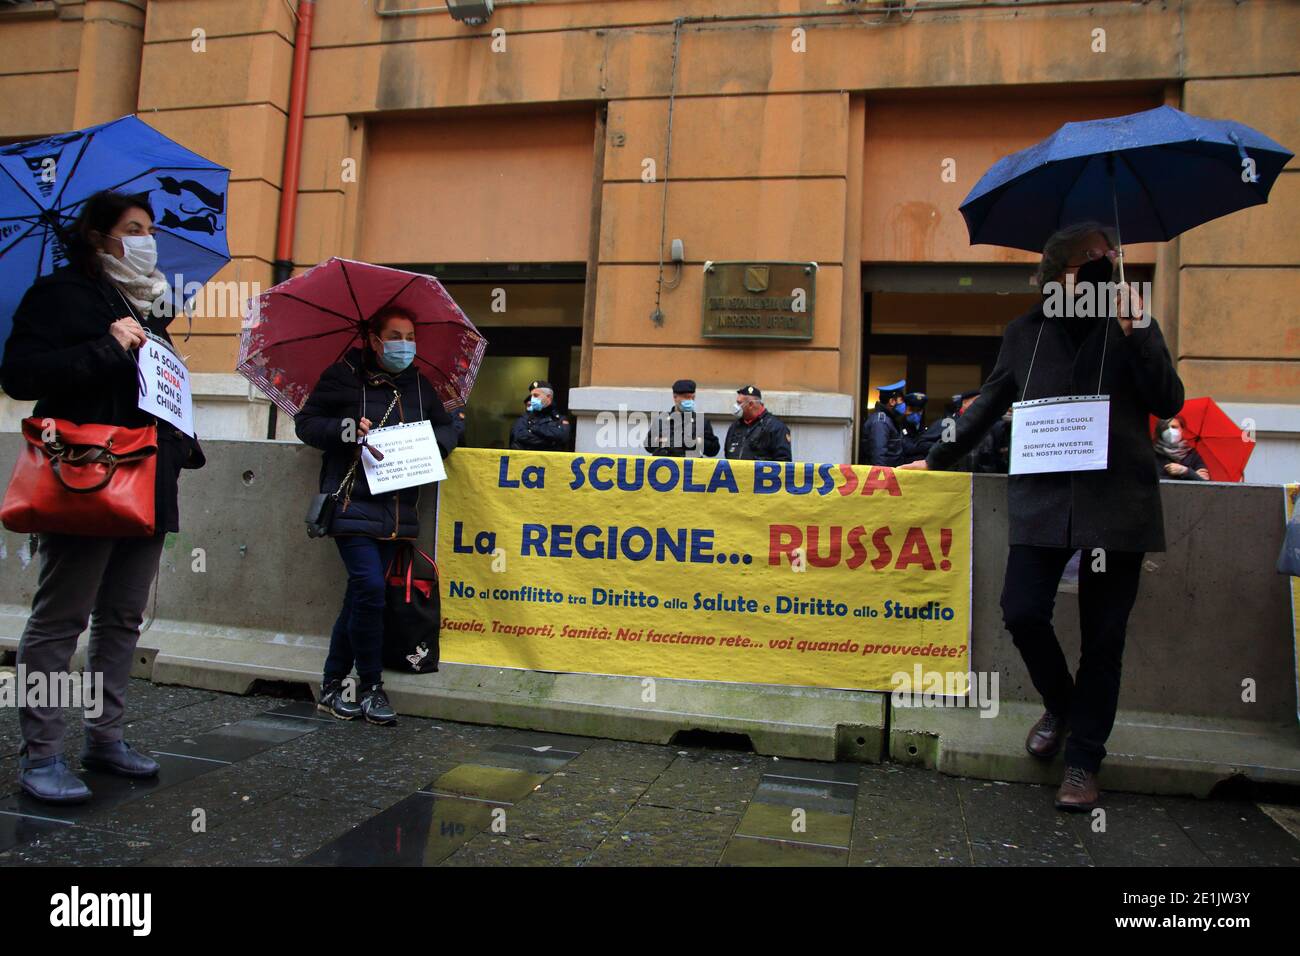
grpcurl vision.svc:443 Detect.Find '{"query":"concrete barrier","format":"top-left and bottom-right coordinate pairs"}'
top-left (1, 434), bottom-right (1296, 795)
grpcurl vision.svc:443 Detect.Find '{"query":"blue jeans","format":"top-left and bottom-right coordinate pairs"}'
top-left (325, 536), bottom-right (399, 688)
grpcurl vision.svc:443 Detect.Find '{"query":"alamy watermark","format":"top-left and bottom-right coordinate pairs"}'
top-left (890, 665), bottom-right (1000, 718)
top-left (150, 274), bottom-right (262, 322)
top-left (0, 666), bottom-right (103, 718)
top-left (1042, 274), bottom-right (1152, 326)
top-left (595, 404), bottom-right (706, 451)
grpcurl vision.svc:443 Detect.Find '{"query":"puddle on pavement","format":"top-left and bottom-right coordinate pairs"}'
top-left (720, 835), bottom-right (849, 867)
top-left (304, 792), bottom-right (496, 866)
top-left (426, 764), bottom-right (548, 804)
top-left (735, 801), bottom-right (852, 848)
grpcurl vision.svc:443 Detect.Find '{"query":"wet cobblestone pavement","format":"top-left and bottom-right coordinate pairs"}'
top-left (1, 680), bottom-right (1297, 867)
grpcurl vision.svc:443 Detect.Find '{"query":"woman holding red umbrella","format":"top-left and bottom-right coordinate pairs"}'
top-left (1152, 416), bottom-right (1211, 481)
top-left (295, 305), bottom-right (459, 724)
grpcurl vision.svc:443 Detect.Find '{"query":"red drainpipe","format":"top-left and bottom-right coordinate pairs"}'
top-left (275, 0), bottom-right (316, 282)
top-left (268, 0), bottom-right (316, 437)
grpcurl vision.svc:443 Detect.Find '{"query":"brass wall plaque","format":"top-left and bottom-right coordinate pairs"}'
top-left (701, 261), bottom-right (816, 340)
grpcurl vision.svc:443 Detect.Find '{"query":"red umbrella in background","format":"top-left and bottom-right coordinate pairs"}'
top-left (1149, 396), bottom-right (1254, 482)
top-left (237, 258), bottom-right (486, 416)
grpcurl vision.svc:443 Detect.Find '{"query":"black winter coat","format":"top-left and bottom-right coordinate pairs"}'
top-left (724, 409), bottom-right (792, 462)
top-left (0, 266), bottom-right (206, 534)
top-left (295, 349), bottom-right (459, 540)
top-left (862, 403), bottom-right (906, 467)
top-left (509, 406), bottom-right (570, 451)
top-left (926, 303), bottom-right (1184, 552)
top-left (913, 411), bottom-right (1011, 474)
top-left (644, 407), bottom-right (719, 458)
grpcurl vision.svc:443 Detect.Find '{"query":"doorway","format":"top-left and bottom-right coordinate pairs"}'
top-left (402, 263), bottom-right (585, 450)
top-left (860, 264), bottom-right (1154, 439)
top-left (861, 266), bottom-right (1039, 437)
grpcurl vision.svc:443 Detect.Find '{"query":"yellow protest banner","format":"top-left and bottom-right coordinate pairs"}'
top-left (435, 449), bottom-right (972, 692)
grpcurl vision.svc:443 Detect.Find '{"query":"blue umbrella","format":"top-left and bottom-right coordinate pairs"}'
top-left (0, 114), bottom-right (231, 341)
top-left (959, 105), bottom-right (1293, 265)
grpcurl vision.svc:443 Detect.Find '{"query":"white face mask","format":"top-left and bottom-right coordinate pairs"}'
top-left (117, 234), bottom-right (158, 275)
top-left (732, 402), bottom-right (744, 418)
top-left (1162, 427), bottom-right (1182, 444)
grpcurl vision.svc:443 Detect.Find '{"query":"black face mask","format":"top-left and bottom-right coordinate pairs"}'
top-left (1075, 255), bottom-right (1114, 287)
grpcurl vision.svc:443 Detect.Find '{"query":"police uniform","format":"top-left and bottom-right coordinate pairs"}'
top-left (724, 385), bottom-right (792, 462)
top-left (862, 379), bottom-right (909, 467)
top-left (645, 378), bottom-right (719, 458)
top-left (899, 391), bottom-right (928, 461)
top-left (509, 379), bottom-right (571, 451)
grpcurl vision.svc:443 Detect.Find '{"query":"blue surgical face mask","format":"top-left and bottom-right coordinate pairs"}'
top-left (678, 399), bottom-right (695, 412)
top-left (528, 397), bottom-right (544, 412)
top-left (379, 339), bottom-right (416, 373)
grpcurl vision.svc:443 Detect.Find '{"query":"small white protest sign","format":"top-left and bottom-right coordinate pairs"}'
top-left (137, 333), bottom-right (194, 437)
top-left (361, 419), bottom-right (446, 493)
top-left (1009, 395), bottom-right (1110, 475)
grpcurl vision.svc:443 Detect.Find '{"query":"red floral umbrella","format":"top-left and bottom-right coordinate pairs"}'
top-left (237, 258), bottom-right (486, 416)
top-left (1149, 396), bottom-right (1254, 482)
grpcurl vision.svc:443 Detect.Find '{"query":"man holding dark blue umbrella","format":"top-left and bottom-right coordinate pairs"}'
top-left (903, 222), bottom-right (1184, 811)
top-left (903, 104), bottom-right (1291, 812)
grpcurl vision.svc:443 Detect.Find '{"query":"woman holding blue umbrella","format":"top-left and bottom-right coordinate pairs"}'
top-left (0, 189), bottom-right (206, 804)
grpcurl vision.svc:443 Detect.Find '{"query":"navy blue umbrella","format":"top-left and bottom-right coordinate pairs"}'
top-left (960, 105), bottom-right (1293, 261)
top-left (0, 114), bottom-right (230, 342)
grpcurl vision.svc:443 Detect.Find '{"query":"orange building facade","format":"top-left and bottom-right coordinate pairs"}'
top-left (0, 0), bottom-right (1296, 473)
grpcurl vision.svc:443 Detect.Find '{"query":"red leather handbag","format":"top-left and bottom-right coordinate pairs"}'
top-left (1, 417), bottom-right (158, 537)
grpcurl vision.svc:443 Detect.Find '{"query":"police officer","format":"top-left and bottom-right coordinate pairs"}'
top-left (645, 378), bottom-right (719, 458)
top-left (509, 379), bottom-right (570, 451)
top-left (724, 385), bottom-right (792, 462)
top-left (911, 389), bottom-right (976, 464)
top-left (900, 391), bottom-right (929, 461)
top-left (862, 379), bottom-right (910, 466)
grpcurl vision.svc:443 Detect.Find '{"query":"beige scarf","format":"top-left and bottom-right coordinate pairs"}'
top-left (97, 251), bottom-right (169, 318)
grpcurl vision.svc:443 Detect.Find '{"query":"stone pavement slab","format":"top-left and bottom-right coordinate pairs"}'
top-left (443, 832), bottom-right (594, 867)
top-left (1063, 792), bottom-right (1212, 867)
top-left (958, 778), bottom-right (1093, 866)
top-left (562, 738), bottom-right (679, 783)
top-left (587, 805), bottom-right (741, 866)
top-left (497, 769), bottom-right (648, 848)
top-left (638, 750), bottom-right (766, 814)
top-left (1156, 796), bottom-right (1300, 866)
top-left (851, 764), bottom-right (972, 866)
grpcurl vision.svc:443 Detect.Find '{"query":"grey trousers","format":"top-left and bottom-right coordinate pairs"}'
top-left (16, 532), bottom-right (166, 760)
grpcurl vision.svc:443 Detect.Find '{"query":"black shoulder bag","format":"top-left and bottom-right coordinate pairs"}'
top-left (305, 391), bottom-right (400, 538)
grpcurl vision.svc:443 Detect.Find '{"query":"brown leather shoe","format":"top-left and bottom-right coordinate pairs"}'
top-left (1025, 710), bottom-right (1066, 759)
top-left (1054, 765), bottom-right (1100, 812)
